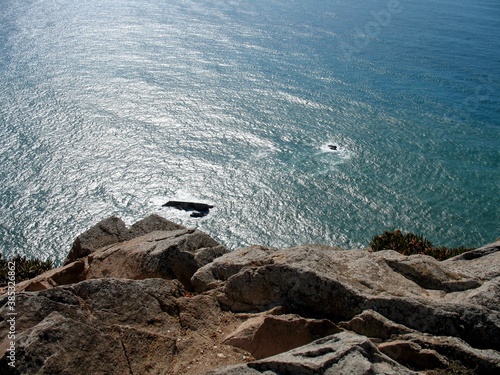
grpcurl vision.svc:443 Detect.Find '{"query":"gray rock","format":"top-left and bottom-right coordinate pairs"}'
top-left (377, 340), bottom-right (449, 371)
top-left (339, 309), bottom-right (414, 340)
top-left (128, 213), bottom-right (185, 237)
top-left (3, 216), bottom-right (499, 375)
top-left (0, 278), bottom-right (184, 375)
top-left (192, 243), bottom-right (500, 350)
top-left (447, 239), bottom-right (500, 261)
top-left (223, 313), bottom-right (340, 359)
top-left (86, 229), bottom-right (229, 290)
top-left (10, 312), bottom-right (132, 375)
top-left (394, 332), bottom-right (500, 374)
top-left (462, 276), bottom-right (500, 312)
top-left (0, 276), bottom-right (256, 375)
top-left (444, 239), bottom-right (500, 281)
top-left (383, 256), bottom-right (481, 292)
top-left (64, 214), bottom-right (185, 264)
top-left (208, 332), bottom-right (418, 375)
top-left (194, 245), bottom-right (231, 269)
top-left (65, 216), bottom-right (131, 264)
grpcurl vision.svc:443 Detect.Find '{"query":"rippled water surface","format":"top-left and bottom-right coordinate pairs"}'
top-left (1, 0), bottom-right (499, 262)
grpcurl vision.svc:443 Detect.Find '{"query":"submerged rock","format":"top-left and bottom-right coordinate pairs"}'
top-left (163, 200), bottom-right (214, 217)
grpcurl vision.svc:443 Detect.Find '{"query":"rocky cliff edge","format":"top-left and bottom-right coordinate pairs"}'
top-left (1, 215), bottom-right (499, 374)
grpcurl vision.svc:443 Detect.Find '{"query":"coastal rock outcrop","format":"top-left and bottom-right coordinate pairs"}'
top-left (192, 244), bottom-right (500, 350)
top-left (223, 311), bottom-right (341, 360)
top-left (1, 216), bottom-right (499, 374)
top-left (64, 214), bottom-right (185, 264)
top-left (209, 332), bottom-right (420, 375)
top-left (14, 215), bottom-right (228, 292)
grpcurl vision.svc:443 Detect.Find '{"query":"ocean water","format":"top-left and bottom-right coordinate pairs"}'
top-left (1, 0), bottom-right (499, 263)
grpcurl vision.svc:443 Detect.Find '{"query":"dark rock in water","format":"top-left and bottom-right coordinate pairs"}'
top-left (190, 211), bottom-right (208, 218)
top-left (163, 200), bottom-right (214, 217)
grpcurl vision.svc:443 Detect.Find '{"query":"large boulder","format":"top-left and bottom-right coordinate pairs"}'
top-left (85, 228), bottom-right (228, 290)
top-left (0, 278), bottom-right (183, 374)
top-left (0, 278), bottom-right (251, 375)
top-left (338, 309), bottom-right (414, 339)
top-left (208, 332), bottom-right (419, 375)
top-left (3, 311), bottom-right (132, 375)
top-left (64, 214), bottom-right (185, 264)
top-left (444, 239), bottom-right (500, 280)
top-left (18, 215), bottom-right (229, 292)
top-left (223, 312), bottom-right (340, 359)
top-left (5, 260), bottom-right (86, 293)
top-left (192, 243), bottom-right (500, 350)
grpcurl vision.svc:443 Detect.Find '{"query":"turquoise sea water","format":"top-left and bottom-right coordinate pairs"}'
top-left (1, 0), bottom-right (499, 263)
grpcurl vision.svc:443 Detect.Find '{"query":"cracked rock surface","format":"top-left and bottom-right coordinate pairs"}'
top-left (1, 216), bottom-right (499, 374)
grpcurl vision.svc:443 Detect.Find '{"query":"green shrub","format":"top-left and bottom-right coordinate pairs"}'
top-left (0, 254), bottom-right (54, 287)
top-left (370, 230), bottom-right (473, 261)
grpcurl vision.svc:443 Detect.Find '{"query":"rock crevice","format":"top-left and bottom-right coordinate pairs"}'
top-left (1, 215), bottom-right (499, 374)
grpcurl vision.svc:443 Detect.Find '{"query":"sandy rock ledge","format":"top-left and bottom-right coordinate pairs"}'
top-left (1, 215), bottom-right (499, 374)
